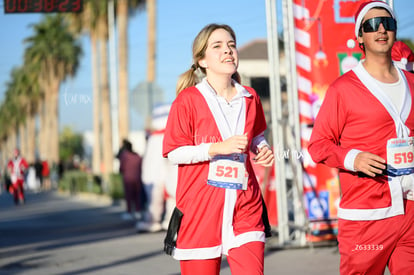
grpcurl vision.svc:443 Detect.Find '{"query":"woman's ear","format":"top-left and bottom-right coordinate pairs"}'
top-left (199, 60), bottom-right (207, 69)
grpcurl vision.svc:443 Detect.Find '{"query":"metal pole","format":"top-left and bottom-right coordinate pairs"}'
top-left (108, 0), bottom-right (119, 168)
top-left (265, 0), bottom-right (289, 246)
top-left (282, 0), bottom-right (307, 246)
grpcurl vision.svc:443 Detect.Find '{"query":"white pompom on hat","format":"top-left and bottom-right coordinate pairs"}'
top-left (354, 0), bottom-right (395, 38)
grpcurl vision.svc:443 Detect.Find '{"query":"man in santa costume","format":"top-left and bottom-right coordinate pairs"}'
top-left (309, 1), bottom-right (414, 274)
top-left (7, 148), bottom-right (29, 205)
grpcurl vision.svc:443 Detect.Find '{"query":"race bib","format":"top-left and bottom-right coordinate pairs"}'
top-left (207, 153), bottom-right (248, 190)
top-left (387, 137), bottom-right (414, 176)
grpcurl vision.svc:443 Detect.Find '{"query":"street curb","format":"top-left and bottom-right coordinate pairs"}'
top-left (56, 190), bottom-right (122, 207)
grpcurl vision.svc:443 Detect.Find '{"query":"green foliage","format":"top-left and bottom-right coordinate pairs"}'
top-left (58, 170), bottom-right (125, 201)
top-left (24, 14), bottom-right (83, 81)
top-left (59, 126), bottom-right (84, 162)
top-left (108, 173), bottom-right (124, 200)
top-left (59, 170), bottom-right (101, 194)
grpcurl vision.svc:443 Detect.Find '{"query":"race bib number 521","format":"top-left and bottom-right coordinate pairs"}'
top-left (207, 154), bottom-right (248, 190)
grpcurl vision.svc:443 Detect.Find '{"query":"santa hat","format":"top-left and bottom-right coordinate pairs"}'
top-left (392, 41), bottom-right (414, 72)
top-left (151, 103), bottom-right (171, 131)
top-left (354, 1), bottom-right (395, 38)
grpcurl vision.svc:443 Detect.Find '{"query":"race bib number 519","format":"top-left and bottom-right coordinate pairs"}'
top-left (387, 137), bottom-right (414, 176)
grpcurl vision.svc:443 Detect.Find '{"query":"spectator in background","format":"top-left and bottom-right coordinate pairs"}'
top-left (136, 103), bottom-right (178, 233)
top-left (41, 159), bottom-right (50, 190)
top-left (34, 157), bottom-right (44, 190)
top-left (57, 160), bottom-right (65, 180)
top-left (7, 148), bottom-right (29, 205)
top-left (3, 166), bottom-right (11, 194)
top-left (26, 163), bottom-right (38, 192)
top-left (118, 139), bottom-right (144, 221)
top-left (54, 159), bottom-right (65, 187)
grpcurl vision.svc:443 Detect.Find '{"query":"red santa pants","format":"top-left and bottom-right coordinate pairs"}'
top-left (180, 241), bottom-right (265, 275)
top-left (338, 200), bottom-right (414, 275)
top-left (9, 179), bottom-right (25, 204)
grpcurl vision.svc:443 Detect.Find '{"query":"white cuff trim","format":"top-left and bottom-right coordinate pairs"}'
top-left (344, 149), bottom-right (362, 172)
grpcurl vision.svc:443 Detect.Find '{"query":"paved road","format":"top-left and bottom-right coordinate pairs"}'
top-left (0, 190), bottom-right (341, 275)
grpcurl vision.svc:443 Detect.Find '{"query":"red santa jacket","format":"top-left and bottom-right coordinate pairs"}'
top-left (309, 62), bottom-right (414, 220)
top-left (163, 79), bottom-right (267, 260)
top-left (8, 156), bottom-right (28, 183)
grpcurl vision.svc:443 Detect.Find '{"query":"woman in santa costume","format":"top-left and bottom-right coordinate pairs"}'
top-left (162, 24), bottom-right (274, 275)
top-left (309, 1), bottom-right (414, 274)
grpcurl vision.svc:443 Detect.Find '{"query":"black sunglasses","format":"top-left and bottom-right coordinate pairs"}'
top-left (361, 16), bottom-right (397, 33)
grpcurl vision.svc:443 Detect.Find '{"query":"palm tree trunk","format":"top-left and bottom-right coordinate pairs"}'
top-left (19, 123), bottom-right (27, 161)
top-left (99, 17), bottom-right (113, 179)
top-left (26, 113), bottom-right (36, 164)
top-left (40, 76), bottom-right (60, 166)
top-left (49, 87), bottom-right (60, 165)
top-left (39, 99), bottom-right (48, 160)
top-left (117, 0), bottom-right (129, 142)
top-left (91, 32), bottom-right (102, 175)
top-left (45, 94), bottom-right (52, 162)
top-left (8, 130), bottom-right (17, 158)
top-left (0, 142), bottom-right (6, 168)
top-left (147, 0), bottom-right (156, 83)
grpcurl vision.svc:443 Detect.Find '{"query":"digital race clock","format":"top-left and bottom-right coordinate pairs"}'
top-left (3, 0), bottom-right (82, 13)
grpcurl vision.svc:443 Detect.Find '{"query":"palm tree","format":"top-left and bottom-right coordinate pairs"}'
top-left (94, 1), bottom-right (113, 178)
top-left (83, 0), bottom-right (145, 180)
top-left (0, 75), bottom-right (21, 162)
top-left (117, 0), bottom-right (129, 143)
top-left (75, 0), bottom-right (114, 179)
top-left (17, 64), bottom-right (42, 164)
top-left (64, 1), bottom-right (103, 175)
top-left (6, 66), bottom-right (41, 164)
top-left (7, 68), bottom-right (28, 158)
top-left (64, 1), bottom-right (105, 175)
top-left (24, 14), bottom-right (82, 165)
top-left (116, 0), bottom-right (146, 142)
top-left (0, 66), bottom-right (39, 167)
top-left (65, 0), bottom-right (145, 180)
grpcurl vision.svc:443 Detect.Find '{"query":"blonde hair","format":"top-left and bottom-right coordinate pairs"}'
top-left (176, 24), bottom-right (241, 95)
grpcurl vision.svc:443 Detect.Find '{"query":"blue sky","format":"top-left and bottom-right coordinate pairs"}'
top-left (0, 0), bottom-right (413, 132)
